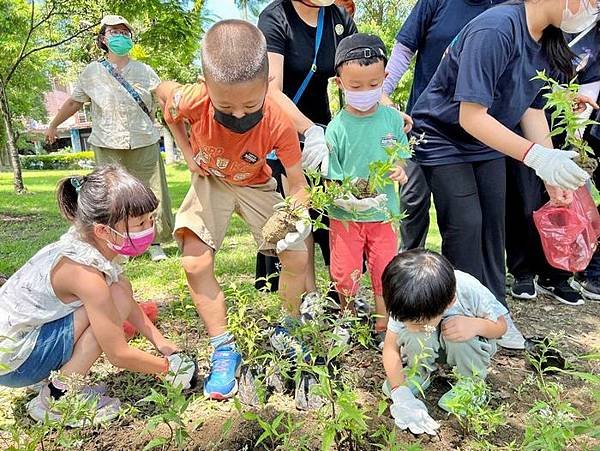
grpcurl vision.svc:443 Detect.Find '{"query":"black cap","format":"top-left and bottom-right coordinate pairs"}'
top-left (334, 33), bottom-right (387, 70)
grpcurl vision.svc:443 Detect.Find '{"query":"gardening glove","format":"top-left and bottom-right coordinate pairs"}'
top-left (302, 125), bottom-right (329, 174)
top-left (334, 193), bottom-right (388, 213)
top-left (523, 144), bottom-right (589, 190)
top-left (165, 353), bottom-right (197, 389)
top-left (390, 386), bottom-right (440, 436)
top-left (274, 204), bottom-right (311, 254)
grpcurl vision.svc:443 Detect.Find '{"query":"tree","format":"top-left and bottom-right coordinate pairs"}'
top-left (1, 0), bottom-right (208, 193)
top-left (234, 0), bottom-right (267, 21)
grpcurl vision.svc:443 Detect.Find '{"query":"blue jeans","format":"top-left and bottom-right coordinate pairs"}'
top-left (0, 313), bottom-right (74, 387)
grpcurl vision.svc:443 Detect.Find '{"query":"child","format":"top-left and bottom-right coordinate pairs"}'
top-left (381, 249), bottom-right (508, 436)
top-left (154, 20), bottom-right (310, 400)
top-left (0, 165), bottom-right (196, 424)
top-left (325, 33), bottom-right (409, 345)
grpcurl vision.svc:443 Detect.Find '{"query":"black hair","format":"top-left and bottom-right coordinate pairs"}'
top-left (57, 165), bottom-right (158, 236)
top-left (335, 56), bottom-right (386, 76)
top-left (506, 0), bottom-right (575, 80)
top-left (382, 249), bottom-right (457, 323)
top-left (96, 25), bottom-right (109, 53)
top-left (201, 20), bottom-right (269, 84)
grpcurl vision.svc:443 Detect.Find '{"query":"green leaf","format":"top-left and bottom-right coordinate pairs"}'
top-left (321, 427), bottom-right (336, 451)
top-left (143, 437), bottom-right (168, 451)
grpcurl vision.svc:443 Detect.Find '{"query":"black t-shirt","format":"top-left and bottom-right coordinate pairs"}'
top-left (258, 0), bottom-right (357, 125)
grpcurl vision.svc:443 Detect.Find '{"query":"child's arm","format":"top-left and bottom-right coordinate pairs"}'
top-left (71, 267), bottom-right (168, 374)
top-left (382, 330), bottom-right (405, 389)
top-left (154, 81), bottom-right (207, 175)
top-left (441, 315), bottom-right (507, 342)
top-left (125, 298), bottom-right (179, 356)
top-left (284, 162), bottom-right (309, 206)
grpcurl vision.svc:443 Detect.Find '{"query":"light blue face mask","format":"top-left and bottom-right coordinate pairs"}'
top-left (107, 35), bottom-right (133, 56)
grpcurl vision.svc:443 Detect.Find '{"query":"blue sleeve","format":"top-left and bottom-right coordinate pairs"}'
top-left (453, 29), bottom-right (513, 108)
top-left (395, 0), bottom-right (437, 52)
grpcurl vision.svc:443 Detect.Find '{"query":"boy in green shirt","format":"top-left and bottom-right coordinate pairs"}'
top-left (325, 34), bottom-right (409, 344)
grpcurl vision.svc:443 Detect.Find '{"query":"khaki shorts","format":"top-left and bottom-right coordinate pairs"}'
top-left (174, 174), bottom-right (306, 255)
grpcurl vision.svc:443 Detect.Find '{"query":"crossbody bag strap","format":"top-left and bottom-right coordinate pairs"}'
top-left (292, 7), bottom-right (325, 105)
top-left (99, 59), bottom-right (153, 120)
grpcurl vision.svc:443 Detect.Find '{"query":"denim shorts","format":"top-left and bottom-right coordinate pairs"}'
top-left (0, 313), bottom-right (74, 388)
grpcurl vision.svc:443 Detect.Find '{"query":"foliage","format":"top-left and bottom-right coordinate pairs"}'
top-left (534, 70), bottom-right (600, 162)
top-left (20, 150), bottom-right (95, 170)
top-left (139, 380), bottom-right (191, 450)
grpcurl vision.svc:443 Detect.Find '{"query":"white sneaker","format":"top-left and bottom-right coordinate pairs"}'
top-left (148, 244), bottom-right (167, 262)
top-left (27, 383), bottom-right (121, 427)
top-left (497, 314), bottom-right (525, 350)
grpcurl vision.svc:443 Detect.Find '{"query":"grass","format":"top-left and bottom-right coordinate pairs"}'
top-left (0, 165), bottom-right (441, 286)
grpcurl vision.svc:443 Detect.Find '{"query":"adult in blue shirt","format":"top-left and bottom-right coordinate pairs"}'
top-left (410, 1), bottom-right (593, 317)
top-left (507, 21), bottom-right (600, 307)
top-left (383, 0), bottom-right (503, 253)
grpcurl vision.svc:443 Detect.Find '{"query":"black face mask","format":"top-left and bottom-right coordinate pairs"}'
top-left (214, 107), bottom-right (264, 134)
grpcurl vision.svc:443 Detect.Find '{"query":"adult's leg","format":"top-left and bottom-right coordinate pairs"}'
top-left (59, 279), bottom-right (135, 376)
top-left (399, 159), bottom-right (431, 251)
top-left (423, 163), bottom-right (484, 283)
top-left (474, 158), bottom-right (507, 305)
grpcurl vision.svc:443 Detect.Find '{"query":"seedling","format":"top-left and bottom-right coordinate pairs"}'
top-left (534, 70), bottom-right (600, 174)
top-left (262, 197), bottom-right (308, 244)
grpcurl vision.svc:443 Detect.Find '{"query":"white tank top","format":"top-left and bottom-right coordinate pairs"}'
top-left (0, 227), bottom-right (123, 374)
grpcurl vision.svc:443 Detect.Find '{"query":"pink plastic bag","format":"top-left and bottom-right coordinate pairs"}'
top-left (533, 186), bottom-right (600, 272)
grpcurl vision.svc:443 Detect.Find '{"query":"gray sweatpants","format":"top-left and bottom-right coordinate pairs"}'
top-left (396, 323), bottom-right (497, 392)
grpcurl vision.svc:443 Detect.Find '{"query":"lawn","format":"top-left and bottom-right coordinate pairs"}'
top-left (0, 166), bottom-right (598, 451)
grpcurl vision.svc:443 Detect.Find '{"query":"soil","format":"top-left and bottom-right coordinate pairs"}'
top-left (353, 179), bottom-right (375, 200)
top-left (262, 210), bottom-right (299, 244)
top-left (578, 156), bottom-right (599, 177)
top-left (1, 293), bottom-right (598, 450)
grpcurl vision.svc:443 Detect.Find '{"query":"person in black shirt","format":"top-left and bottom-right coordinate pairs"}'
top-left (256, 0), bottom-right (357, 299)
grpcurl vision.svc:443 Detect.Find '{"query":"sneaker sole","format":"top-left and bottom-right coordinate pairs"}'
top-left (536, 283), bottom-right (585, 306)
top-left (510, 289), bottom-right (537, 300)
top-left (203, 364), bottom-right (241, 400)
top-left (570, 280), bottom-right (600, 301)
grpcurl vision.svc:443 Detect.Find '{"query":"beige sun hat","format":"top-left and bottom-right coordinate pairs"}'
top-left (100, 15), bottom-right (133, 33)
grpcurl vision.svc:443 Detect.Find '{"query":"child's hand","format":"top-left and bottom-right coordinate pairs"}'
top-left (389, 164), bottom-right (408, 185)
top-left (186, 153), bottom-right (209, 176)
top-left (156, 340), bottom-right (180, 357)
top-left (390, 386), bottom-right (440, 435)
top-left (441, 316), bottom-right (480, 342)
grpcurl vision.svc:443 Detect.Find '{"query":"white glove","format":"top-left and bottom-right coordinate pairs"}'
top-left (523, 144), bottom-right (589, 190)
top-left (273, 205), bottom-right (311, 254)
top-left (334, 193), bottom-right (388, 212)
top-left (390, 386), bottom-right (440, 436)
top-left (302, 125), bottom-right (329, 173)
top-left (165, 354), bottom-right (197, 389)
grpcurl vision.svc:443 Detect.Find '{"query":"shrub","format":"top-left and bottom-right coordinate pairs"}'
top-left (20, 151), bottom-right (95, 170)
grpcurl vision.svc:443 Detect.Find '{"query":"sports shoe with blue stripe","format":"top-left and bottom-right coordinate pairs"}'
top-left (203, 345), bottom-right (242, 400)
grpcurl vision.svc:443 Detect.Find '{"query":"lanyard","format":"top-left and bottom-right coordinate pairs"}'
top-left (292, 7), bottom-right (325, 105)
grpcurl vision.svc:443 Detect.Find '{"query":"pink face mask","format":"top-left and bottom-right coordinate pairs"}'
top-left (106, 225), bottom-right (155, 257)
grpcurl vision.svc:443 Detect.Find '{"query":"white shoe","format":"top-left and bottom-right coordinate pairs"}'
top-left (27, 384), bottom-right (121, 427)
top-left (148, 244), bottom-right (167, 262)
top-left (497, 314), bottom-right (525, 350)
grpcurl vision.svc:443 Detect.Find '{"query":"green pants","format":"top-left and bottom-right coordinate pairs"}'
top-left (93, 142), bottom-right (175, 243)
top-left (398, 323), bottom-right (496, 388)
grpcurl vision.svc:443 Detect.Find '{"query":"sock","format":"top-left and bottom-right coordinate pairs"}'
top-left (48, 380), bottom-right (67, 400)
top-left (210, 331), bottom-right (235, 350)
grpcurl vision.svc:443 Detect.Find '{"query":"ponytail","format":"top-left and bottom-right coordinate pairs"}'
top-left (541, 25), bottom-right (575, 81)
top-left (56, 176), bottom-right (83, 222)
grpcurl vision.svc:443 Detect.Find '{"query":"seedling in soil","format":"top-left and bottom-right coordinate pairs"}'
top-left (534, 70), bottom-right (600, 175)
top-left (525, 335), bottom-right (568, 375)
top-left (262, 197), bottom-right (308, 244)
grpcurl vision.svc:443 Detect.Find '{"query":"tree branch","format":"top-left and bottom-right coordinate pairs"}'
top-left (5, 20), bottom-right (100, 87)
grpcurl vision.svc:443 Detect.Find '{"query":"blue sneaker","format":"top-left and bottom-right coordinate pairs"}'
top-left (203, 346), bottom-right (242, 400)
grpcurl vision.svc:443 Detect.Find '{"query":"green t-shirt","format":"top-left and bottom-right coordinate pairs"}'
top-left (325, 105), bottom-right (409, 222)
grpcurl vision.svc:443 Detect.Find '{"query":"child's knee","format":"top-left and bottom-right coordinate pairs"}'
top-left (444, 339), bottom-right (493, 378)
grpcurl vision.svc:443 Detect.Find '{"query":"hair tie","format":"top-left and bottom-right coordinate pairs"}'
top-left (70, 177), bottom-right (84, 193)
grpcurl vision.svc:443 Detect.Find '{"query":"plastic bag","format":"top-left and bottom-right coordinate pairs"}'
top-left (533, 186), bottom-right (600, 272)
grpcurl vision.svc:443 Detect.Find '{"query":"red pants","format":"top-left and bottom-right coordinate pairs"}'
top-left (329, 219), bottom-right (398, 296)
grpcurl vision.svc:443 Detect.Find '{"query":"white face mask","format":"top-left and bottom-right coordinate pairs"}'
top-left (343, 85), bottom-right (383, 112)
top-left (309, 0), bottom-right (336, 6)
top-left (561, 0), bottom-right (598, 34)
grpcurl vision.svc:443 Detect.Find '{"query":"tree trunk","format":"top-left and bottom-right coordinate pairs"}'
top-left (0, 84), bottom-right (25, 193)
